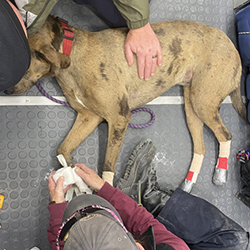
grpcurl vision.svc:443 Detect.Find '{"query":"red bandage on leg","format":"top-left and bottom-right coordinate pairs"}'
top-left (186, 171), bottom-right (198, 182)
top-left (186, 171), bottom-right (194, 181)
top-left (216, 157), bottom-right (228, 170)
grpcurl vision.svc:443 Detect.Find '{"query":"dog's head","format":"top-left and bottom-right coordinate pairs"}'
top-left (4, 16), bottom-right (70, 95)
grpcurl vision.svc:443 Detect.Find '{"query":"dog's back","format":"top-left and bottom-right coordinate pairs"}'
top-left (62, 19), bottom-right (241, 111)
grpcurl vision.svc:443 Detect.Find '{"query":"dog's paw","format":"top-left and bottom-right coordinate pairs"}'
top-left (212, 168), bottom-right (227, 186)
top-left (179, 179), bottom-right (194, 193)
top-left (60, 54), bottom-right (71, 69)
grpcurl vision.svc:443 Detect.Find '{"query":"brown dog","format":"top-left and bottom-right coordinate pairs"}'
top-left (5, 16), bottom-right (246, 192)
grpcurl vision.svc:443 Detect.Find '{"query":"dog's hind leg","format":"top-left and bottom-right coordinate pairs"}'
top-left (180, 86), bottom-right (206, 193)
top-left (203, 114), bottom-right (232, 186)
top-left (191, 92), bottom-right (232, 187)
top-left (57, 109), bottom-right (103, 166)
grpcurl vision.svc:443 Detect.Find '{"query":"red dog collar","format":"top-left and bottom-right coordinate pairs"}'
top-left (60, 20), bottom-right (74, 56)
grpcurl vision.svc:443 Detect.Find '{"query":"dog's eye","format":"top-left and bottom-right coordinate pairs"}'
top-left (34, 51), bottom-right (47, 61)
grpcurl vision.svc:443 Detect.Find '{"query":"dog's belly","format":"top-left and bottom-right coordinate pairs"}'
top-left (128, 67), bottom-right (193, 109)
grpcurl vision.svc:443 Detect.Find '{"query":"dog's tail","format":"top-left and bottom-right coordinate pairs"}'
top-left (230, 86), bottom-right (248, 122)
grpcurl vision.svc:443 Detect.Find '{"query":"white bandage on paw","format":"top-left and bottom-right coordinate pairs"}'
top-left (186, 153), bottom-right (204, 183)
top-left (52, 167), bottom-right (92, 194)
top-left (57, 154), bottom-right (69, 168)
top-left (219, 141), bottom-right (231, 158)
top-left (102, 171), bottom-right (114, 186)
top-left (55, 154), bottom-right (92, 196)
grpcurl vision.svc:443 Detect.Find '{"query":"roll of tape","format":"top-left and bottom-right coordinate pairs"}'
top-left (0, 194), bottom-right (4, 209)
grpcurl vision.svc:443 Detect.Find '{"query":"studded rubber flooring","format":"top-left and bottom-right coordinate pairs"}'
top-left (0, 0), bottom-right (250, 249)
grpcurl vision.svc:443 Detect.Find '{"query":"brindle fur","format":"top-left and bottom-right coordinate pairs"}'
top-left (6, 16), bottom-right (246, 185)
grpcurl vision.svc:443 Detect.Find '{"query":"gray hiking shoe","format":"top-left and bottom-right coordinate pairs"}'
top-left (116, 139), bottom-right (156, 205)
top-left (117, 139), bottom-right (173, 217)
top-left (143, 167), bottom-right (172, 217)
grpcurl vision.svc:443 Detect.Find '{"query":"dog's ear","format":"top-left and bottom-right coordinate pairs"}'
top-left (39, 44), bottom-right (70, 69)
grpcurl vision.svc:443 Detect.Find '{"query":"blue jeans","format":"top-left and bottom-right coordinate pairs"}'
top-left (156, 188), bottom-right (249, 250)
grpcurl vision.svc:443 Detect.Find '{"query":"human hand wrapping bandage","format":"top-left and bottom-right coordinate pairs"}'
top-left (54, 155), bottom-right (92, 200)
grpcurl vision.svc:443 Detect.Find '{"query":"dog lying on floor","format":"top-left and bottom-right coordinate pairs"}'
top-left (5, 15), bottom-right (247, 192)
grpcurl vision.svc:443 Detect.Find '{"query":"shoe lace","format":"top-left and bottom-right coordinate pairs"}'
top-left (154, 182), bottom-right (173, 196)
top-left (138, 183), bottom-right (143, 206)
top-left (136, 168), bottom-right (172, 206)
top-left (149, 169), bottom-right (173, 196)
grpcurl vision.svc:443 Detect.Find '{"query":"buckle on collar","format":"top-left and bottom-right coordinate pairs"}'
top-left (57, 17), bottom-right (74, 39)
top-left (57, 17), bottom-right (74, 56)
top-left (63, 28), bottom-right (74, 41)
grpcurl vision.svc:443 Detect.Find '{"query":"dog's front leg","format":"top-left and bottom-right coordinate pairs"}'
top-left (102, 114), bottom-right (130, 185)
top-left (57, 109), bottom-right (103, 166)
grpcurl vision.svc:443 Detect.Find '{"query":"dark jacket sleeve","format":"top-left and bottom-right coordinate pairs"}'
top-left (19, 0), bottom-right (148, 33)
top-left (113, 0), bottom-right (150, 29)
top-left (97, 182), bottom-right (190, 250)
top-left (47, 202), bottom-right (68, 250)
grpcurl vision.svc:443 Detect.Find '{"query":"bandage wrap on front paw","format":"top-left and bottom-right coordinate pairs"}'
top-left (54, 154), bottom-right (92, 200)
top-left (102, 171), bottom-right (114, 186)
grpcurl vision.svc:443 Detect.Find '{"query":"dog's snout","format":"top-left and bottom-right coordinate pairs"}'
top-left (4, 89), bottom-right (14, 95)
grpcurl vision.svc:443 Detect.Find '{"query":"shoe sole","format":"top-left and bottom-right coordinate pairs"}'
top-left (117, 139), bottom-right (156, 191)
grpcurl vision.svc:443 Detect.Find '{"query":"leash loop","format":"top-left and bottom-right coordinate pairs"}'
top-left (36, 81), bottom-right (155, 128)
top-left (128, 107), bottom-right (155, 128)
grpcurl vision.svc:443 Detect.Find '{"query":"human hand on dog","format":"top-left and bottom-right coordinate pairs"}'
top-left (125, 22), bottom-right (162, 81)
top-left (48, 172), bottom-right (72, 204)
top-left (75, 164), bottom-right (105, 192)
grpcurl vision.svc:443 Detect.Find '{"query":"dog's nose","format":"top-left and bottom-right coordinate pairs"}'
top-left (4, 89), bottom-right (14, 95)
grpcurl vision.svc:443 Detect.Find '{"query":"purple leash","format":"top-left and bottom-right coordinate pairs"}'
top-left (128, 107), bottom-right (155, 128)
top-left (36, 81), bottom-right (71, 107)
top-left (36, 81), bottom-right (155, 128)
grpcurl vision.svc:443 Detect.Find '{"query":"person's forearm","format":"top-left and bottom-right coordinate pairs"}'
top-left (113, 0), bottom-right (150, 29)
top-left (98, 183), bottom-right (190, 249)
top-left (97, 182), bottom-right (153, 234)
top-left (47, 202), bottom-right (68, 250)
